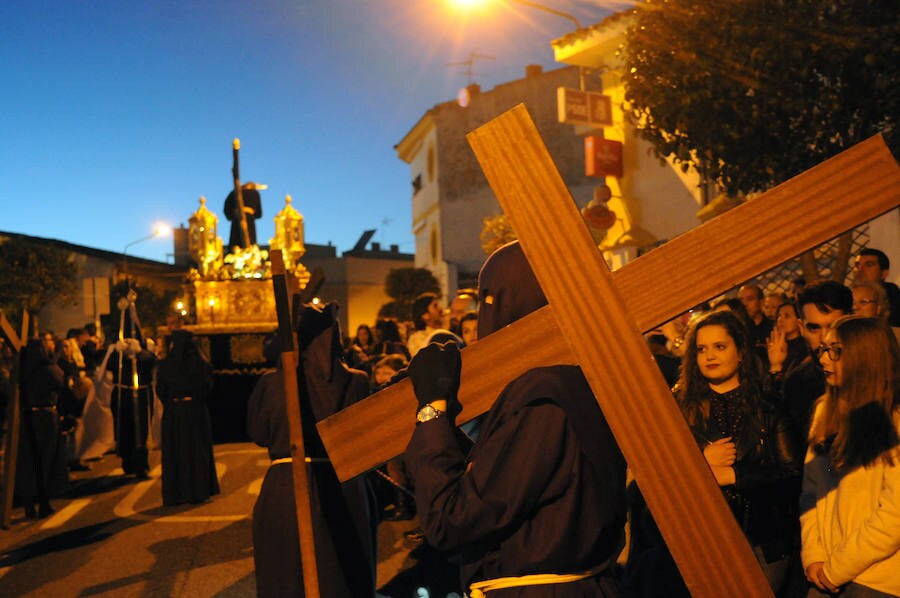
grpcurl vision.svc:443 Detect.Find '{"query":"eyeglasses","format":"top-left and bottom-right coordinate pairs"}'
top-left (814, 344), bottom-right (843, 361)
top-left (853, 299), bottom-right (876, 307)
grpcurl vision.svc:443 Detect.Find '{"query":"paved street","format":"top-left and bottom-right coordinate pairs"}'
top-left (0, 444), bottom-right (458, 597)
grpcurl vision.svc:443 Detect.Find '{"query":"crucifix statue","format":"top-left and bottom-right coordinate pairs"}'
top-left (311, 106), bottom-right (898, 595)
top-left (224, 138), bottom-right (264, 249)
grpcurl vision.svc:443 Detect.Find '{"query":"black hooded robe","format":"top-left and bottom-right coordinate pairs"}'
top-left (15, 340), bottom-right (69, 503)
top-left (156, 330), bottom-right (219, 506)
top-left (407, 366), bottom-right (626, 596)
top-left (247, 311), bottom-right (377, 598)
top-left (404, 241), bottom-right (627, 596)
top-left (107, 344), bottom-right (156, 476)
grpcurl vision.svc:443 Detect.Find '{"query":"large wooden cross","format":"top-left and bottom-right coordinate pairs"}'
top-left (318, 106), bottom-right (899, 596)
top-left (0, 310), bottom-right (29, 529)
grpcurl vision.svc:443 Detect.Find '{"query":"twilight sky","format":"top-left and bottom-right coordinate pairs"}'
top-left (2, 0), bottom-right (628, 262)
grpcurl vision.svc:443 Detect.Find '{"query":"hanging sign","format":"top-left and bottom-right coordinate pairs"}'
top-left (557, 88), bottom-right (613, 128)
top-left (585, 137), bottom-right (623, 178)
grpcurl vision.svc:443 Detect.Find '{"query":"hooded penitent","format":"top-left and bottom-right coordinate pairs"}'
top-left (248, 300), bottom-right (377, 598)
top-left (405, 240), bottom-right (627, 594)
top-left (476, 240), bottom-right (548, 339)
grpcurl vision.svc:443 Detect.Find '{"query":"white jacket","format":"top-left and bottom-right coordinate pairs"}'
top-left (800, 404), bottom-right (900, 595)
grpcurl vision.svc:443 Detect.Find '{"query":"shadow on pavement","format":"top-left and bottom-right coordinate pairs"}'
top-left (0, 517), bottom-right (146, 596)
top-left (378, 542), bottom-right (462, 598)
top-left (76, 518), bottom-right (253, 597)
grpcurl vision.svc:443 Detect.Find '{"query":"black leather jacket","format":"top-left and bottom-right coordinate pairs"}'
top-left (690, 388), bottom-right (803, 562)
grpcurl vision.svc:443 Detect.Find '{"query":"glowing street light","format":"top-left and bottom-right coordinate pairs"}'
top-left (122, 222), bottom-right (172, 280)
top-left (447, 0), bottom-right (583, 29)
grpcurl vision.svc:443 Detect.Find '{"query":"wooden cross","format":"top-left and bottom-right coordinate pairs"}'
top-left (0, 310), bottom-right (30, 529)
top-left (318, 106), bottom-right (900, 595)
top-left (270, 251), bottom-right (320, 597)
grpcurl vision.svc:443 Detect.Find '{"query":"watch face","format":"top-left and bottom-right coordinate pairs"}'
top-left (417, 405), bottom-right (439, 422)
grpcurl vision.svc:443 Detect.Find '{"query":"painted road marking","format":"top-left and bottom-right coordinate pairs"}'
top-left (112, 448), bottom-right (268, 523)
top-left (100, 446), bottom-right (267, 522)
top-left (39, 498), bottom-right (92, 530)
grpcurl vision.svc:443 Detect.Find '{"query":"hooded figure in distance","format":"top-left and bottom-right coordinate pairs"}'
top-left (247, 302), bottom-right (377, 597)
top-left (156, 329), bottom-right (219, 506)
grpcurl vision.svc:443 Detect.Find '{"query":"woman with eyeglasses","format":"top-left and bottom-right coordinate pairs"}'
top-left (800, 316), bottom-right (900, 597)
top-left (677, 310), bottom-right (802, 591)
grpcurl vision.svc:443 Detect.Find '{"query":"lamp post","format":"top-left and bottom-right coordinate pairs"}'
top-left (508, 0), bottom-right (581, 28)
top-left (122, 223), bottom-right (172, 282)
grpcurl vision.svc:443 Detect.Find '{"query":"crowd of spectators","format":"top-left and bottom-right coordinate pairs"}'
top-left (2, 246), bottom-right (898, 597)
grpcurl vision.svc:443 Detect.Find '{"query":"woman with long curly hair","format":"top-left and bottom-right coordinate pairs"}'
top-left (801, 316), bottom-right (900, 597)
top-left (677, 310), bottom-right (802, 591)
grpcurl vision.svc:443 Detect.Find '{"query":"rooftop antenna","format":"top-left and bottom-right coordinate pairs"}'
top-left (446, 51), bottom-right (495, 86)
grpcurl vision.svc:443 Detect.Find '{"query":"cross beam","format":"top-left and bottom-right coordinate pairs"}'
top-left (318, 129), bottom-right (900, 489)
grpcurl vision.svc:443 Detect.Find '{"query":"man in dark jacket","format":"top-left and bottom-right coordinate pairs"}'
top-left (404, 241), bottom-right (626, 596)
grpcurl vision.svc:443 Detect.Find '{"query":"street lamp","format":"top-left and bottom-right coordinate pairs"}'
top-left (122, 223), bottom-right (172, 281)
top-left (447, 0), bottom-right (587, 89)
top-left (448, 0), bottom-right (583, 29)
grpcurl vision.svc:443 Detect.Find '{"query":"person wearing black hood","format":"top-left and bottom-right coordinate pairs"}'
top-left (15, 332), bottom-right (69, 518)
top-left (404, 241), bottom-right (627, 597)
top-left (247, 302), bottom-right (377, 598)
top-left (156, 329), bottom-right (219, 506)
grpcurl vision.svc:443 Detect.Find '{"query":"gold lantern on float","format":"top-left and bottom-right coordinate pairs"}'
top-left (269, 195), bottom-right (310, 284)
top-left (188, 196), bottom-right (223, 278)
top-left (270, 195), bottom-right (305, 255)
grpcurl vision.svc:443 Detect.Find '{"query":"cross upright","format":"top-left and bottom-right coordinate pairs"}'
top-left (0, 311), bottom-right (30, 528)
top-left (317, 105), bottom-right (899, 595)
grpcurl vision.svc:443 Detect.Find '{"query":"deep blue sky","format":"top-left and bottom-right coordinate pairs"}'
top-left (2, 1), bottom-right (627, 262)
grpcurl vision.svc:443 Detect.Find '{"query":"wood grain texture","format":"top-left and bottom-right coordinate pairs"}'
top-left (318, 128), bottom-right (899, 487)
top-left (0, 312), bottom-right (28, 529)
top-left (271, 252), bottom-right (320, 597)
top-left (467, 104), bottom-right (772, 596)
top-left (0, 310), bottom-right (21, 351)
top-left (320, 305), bottom-right (573, 481)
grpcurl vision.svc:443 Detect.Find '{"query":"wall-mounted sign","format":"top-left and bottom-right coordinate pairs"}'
top-left (557, 88), bottom-right (613, 128)
top-left (585, 137), bottom-right (623, 178)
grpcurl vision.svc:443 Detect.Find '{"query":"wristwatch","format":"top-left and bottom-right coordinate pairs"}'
top-left (416, 404), bottom-right (445, 424)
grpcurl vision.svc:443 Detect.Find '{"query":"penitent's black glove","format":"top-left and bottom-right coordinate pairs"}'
top-left (407, 342), bottom-right (462, 419)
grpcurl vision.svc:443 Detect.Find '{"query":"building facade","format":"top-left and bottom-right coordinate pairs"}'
top-left (303, 236), bottom-right (414, 339)
top-left (551, 11), bottom-right (899, 278)
top-left (396, 65), bottom-right (604, 299)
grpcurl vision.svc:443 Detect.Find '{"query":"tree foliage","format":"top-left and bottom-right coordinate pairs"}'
top-left (0, 237), bottom-right (80, 319)
top-left (383, 268), bottom-right (441, 322)
top-left (480, 214), bottom-right (518, 256)
top-left (624, 0), bottom-right (899, 196)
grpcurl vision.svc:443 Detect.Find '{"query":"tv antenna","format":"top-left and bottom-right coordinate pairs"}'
top-left (446, 51), bottom-right (495, 85)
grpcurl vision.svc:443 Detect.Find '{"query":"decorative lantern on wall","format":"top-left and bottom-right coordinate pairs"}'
top-left (188, 196), bottom-right (223, 278)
